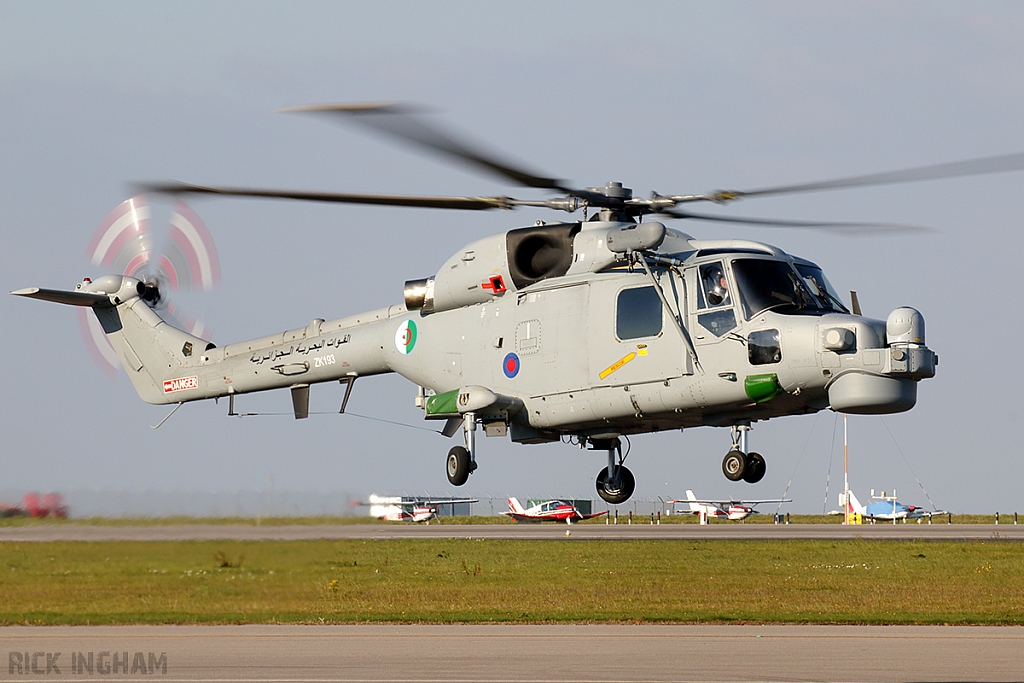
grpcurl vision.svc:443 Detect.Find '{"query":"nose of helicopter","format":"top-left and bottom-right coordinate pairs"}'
top-left (826, 306), bottom-right (936, 415)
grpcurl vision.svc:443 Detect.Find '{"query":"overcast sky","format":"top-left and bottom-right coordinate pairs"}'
top-left (3, 1), bottom-right (1024, 515)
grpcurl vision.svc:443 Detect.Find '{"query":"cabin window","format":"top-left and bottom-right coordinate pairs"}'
top-left (748, 329), bottom-right (782, 365)
top-left (616, 286), bottom-right (662, 340)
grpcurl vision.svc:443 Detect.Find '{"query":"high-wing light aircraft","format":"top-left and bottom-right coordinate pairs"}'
top-left (365, 494), bottom-right (478, 522)
top-left (671, 489), bottom-right (790, 521)
top-left (503, 497), bottom-right (608, 524)
top-left (17, 103), bottom-right (1024, 504)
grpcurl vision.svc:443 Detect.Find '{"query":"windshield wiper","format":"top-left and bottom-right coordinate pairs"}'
top-left (788, 273), bottom-right (814, 309)
top-left (816, 286), bottom-right (850, 314)
top-left (797, 272), bottom-right (849, 313)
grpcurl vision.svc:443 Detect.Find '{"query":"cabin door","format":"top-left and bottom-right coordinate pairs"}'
top-left (588, 271), bottom-right (690, 388)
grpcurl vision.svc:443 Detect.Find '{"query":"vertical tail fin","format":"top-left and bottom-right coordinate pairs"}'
top-left (96, 295), bottom-right (212, 404)
top-left (847, 490), bottom-right (865, 514)
top-left (508, 497), bottom-right (526, 514)
top-left (685, 490), bottom-right (702, 513)
top-left (12, 276), bottom-right (211, 405)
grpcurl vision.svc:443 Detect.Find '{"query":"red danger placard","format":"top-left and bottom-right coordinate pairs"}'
top-left (163, 376), bottom-right (199, 393)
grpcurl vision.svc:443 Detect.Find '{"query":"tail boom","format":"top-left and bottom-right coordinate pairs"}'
top-left (14, 275), bottom-right (399, 405)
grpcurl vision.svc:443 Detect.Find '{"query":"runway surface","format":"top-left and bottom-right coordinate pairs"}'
top-left (1, 624), bottom-right (1022, 682)
top-left (2, 522), bottom-right (1023, 541)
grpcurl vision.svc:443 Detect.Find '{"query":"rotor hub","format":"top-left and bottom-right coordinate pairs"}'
top-left (595, 181), bottom-right (632, 200)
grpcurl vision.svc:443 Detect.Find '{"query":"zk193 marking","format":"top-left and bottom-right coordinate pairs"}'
top-left (314, 354), bottom-right (336, 368)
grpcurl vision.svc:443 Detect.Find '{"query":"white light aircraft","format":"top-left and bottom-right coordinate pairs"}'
top-left (671, 489), bottom-right (791, 521)
top-left (366, 494), bottom-right (478, 523)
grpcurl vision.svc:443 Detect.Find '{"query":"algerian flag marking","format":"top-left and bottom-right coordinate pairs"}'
top-left (395, 319), bottom-right (418, 354)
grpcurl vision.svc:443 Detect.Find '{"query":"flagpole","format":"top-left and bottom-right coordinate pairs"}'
top-left (843, 413), bottom-right (849, 526)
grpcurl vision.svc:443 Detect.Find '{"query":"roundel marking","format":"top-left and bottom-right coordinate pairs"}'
top-left (503, 352), bottom-right (520, 378)
top-left (395, 319), bottom-right (418, 354)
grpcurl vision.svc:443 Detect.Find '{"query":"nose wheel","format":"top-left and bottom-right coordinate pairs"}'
top-left (591, 437), bottom-right (636, 504)
top-left (722, 424), bottom-right (766, 484)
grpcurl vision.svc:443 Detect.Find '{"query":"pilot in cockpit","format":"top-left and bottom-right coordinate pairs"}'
top-left (702, 264), bottom-right (731, 307)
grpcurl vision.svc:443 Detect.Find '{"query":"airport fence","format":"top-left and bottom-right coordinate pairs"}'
top-left (0, 489), bottom-right (362, 519)
top-left (0, 491), bottom-right (719, 520)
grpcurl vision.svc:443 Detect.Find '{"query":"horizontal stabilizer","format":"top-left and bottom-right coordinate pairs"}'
top-left (11, 287), bottom-right (110, 307)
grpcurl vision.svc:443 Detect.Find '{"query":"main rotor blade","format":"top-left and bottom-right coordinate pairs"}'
top-left (720, 151), bottom-right (1024, 201)
top-left (661, 209), bottom-right (929, 234)
top-left (280, 103), bottom-right (571, 192)
top-left (143, 182), bottom-right (513, 211)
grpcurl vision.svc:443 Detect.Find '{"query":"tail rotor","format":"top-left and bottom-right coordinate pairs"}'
top-left (78, 195), bottom-right (220, 376)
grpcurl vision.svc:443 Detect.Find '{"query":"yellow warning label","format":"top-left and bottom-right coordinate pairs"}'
top-left (599, 352), bottom-right (637, 380)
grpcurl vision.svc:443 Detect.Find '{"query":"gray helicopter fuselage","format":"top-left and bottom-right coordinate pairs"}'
top-left (89, 220), bottom-right (934, 447)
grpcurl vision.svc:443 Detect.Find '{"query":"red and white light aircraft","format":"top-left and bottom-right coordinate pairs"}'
top-left (503, 497), bottom-right (608, 524)
top-left (671, 490), bottom-right (791, 521)
top-left (367, 494), bottom-right (478, 522)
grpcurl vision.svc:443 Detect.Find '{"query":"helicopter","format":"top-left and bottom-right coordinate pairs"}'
top-left (16, 103), bottom-right (1024, 504)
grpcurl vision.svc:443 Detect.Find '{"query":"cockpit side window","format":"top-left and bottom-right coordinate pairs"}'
top-left (696, 261), bottom-right (737, 337)
top-left (698, 262), bottom-right (731, 310)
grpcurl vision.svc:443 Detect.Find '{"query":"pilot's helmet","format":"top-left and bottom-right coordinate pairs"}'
top-left (705, 266), bottom-right (728, 306)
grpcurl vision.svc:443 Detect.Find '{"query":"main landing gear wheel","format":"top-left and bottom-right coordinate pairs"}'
top-left (596, 465), bottom-right (635, 505)
top-left (743, 452), bottom-right (766, 483)
top-left (446, 446), bottom-right (472, 486)
top-left (722, 450), bottom-right (747, 482)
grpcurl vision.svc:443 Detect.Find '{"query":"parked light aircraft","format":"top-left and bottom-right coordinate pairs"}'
top-left (24, 103), bottom-right (1024, 503)
top-left (838, 490), bottom-right (944, 521)
top-left (503, 497), bottom-right (608, 524)
top-left (366, 494), bottom-right (478, 522)
top-left (671, 489), bottom-right (790, 521)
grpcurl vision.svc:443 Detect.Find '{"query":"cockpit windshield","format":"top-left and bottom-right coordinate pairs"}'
top-left (794, 262), bottom-right (849, 314)
top-left (732, 258), bottom-right (832, 319)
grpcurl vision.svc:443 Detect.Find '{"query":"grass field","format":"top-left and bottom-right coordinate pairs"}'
top-left (2, 539), bottom-right (1023, 625)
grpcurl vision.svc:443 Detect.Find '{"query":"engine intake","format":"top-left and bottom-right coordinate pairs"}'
top-left (505, 223), bottom-right (580, 289)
